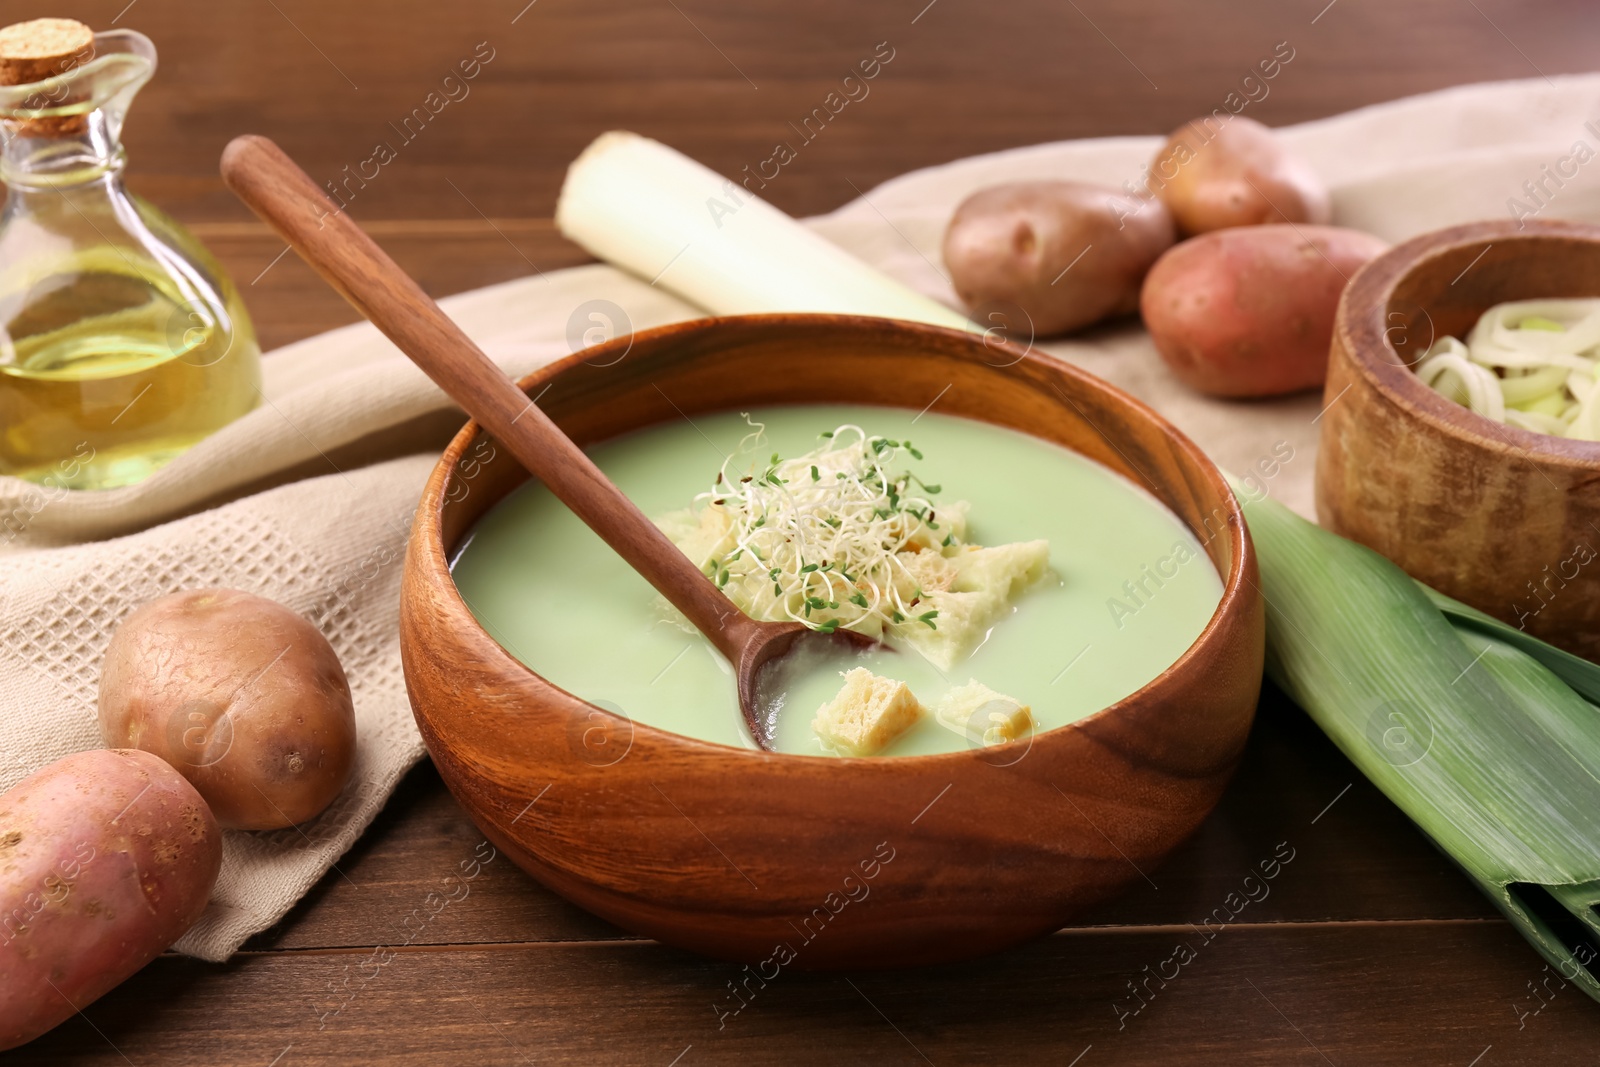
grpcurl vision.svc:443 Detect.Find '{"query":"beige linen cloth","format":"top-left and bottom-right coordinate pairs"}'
top-left (3, 74), bottom-right (1600, 962)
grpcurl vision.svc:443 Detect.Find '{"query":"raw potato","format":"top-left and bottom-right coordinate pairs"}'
top-left (943, 181), bottom-right (1175, 336)
top-left (99, 588), bottom-right (356, 831)
top-left (1152, 116), bottom-right (1330, 236)
top-left (0, 749), bottom-right (221, 1052)
top-left (1140, 224), bottom-right (1389, 398)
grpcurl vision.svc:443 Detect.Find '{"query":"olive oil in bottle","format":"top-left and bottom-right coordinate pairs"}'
top-left (0, 19), bottom-right (260, 490)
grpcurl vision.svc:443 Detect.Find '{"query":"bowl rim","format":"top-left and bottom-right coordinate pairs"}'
top-left (1337, 216), bottom-right (1600, 470)
top-left (409, 311), bottom-right (1257, 766)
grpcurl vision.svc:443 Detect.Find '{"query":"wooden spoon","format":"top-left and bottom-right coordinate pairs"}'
top-left (220, 134), bottom-right (875, 751)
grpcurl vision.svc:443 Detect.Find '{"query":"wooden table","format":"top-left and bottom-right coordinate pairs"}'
top-left (16, 0), bottom-right (1600, 1062)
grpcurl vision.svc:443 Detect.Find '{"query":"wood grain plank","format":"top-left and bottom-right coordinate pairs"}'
top-left (72, 0), bottom-right (1600, 224)
top-left (17, 921), bottom-right (1598, 1065)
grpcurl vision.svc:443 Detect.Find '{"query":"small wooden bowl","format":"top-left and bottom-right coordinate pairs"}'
top-left (400, 314), bottom-right (1264, 968)
top-left (1319, 219), bottom-right (1600, 661)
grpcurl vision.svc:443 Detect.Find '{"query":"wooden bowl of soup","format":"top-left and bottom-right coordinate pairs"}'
top-left (1318, 218), bottom-right (1600, 661)
top-left (400, 313), bottom-right (1263, 968)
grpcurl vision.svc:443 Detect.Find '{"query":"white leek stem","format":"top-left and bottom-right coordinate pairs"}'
top-left (555, 131), bottom-right (972, 330)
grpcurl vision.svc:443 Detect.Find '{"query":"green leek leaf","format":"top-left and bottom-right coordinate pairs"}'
top-left (1234, 482), bottom-right (1600, 1001)
top-left (1421, 583), bottom-right (1600, 706)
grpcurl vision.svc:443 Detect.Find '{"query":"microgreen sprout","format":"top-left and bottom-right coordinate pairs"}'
top-left (688, 420), bottom-right (965, 634)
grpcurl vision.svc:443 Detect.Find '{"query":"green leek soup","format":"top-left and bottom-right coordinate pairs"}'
top-left (450, 404), bottom-right (1223, 756)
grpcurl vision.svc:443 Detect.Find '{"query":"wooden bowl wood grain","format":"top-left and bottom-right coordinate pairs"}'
top-left (1318, 219), bottom-right (1600, 660)
top-left (400, 313), bottom-right (1264, 968)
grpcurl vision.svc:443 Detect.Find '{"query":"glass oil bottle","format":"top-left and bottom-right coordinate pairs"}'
top-left (0, 20), bottom-right (260, 490)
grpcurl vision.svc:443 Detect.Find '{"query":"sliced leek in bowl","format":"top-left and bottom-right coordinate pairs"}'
top-left (1416, 298), bottom-right (1600, 439)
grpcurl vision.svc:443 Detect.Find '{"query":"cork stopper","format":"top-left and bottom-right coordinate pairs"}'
top-left (0, 18), bottom-right (94, 85)
top-left (0, 18), bottom-right (96, 135)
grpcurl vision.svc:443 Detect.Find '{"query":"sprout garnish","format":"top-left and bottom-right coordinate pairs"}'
top-left (692, 420), bottom-right (965, 634)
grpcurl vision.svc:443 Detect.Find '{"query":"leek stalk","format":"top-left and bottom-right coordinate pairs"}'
top-left (1236, 483), bottom-right (1600, 1001)
top-left (554, 131), bottom-right (973, 330)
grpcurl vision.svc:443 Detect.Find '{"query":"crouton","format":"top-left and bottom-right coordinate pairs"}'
top-left (811, 667), bottom-right (926, 756)
top-left (933, 681), bottom-right (1034, 745)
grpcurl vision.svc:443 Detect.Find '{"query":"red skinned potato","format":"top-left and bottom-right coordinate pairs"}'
top-left (1140, 224), bottom-right (1388, 398)
top-left (0, 749), bottom-right (221, 1052)
top-left (943, 180), bottom-right (1175, 336)
top-left (99, 588), bottom-right (356, 831)
top-left (1152, 115), bottom-right (1330, 235)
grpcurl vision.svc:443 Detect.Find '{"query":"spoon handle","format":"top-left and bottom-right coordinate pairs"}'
top-left (220, 134), bottom-right (753, 662)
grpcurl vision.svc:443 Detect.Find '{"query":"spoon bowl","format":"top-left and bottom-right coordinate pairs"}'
top-left (741, 624), bottom-right (881, 749)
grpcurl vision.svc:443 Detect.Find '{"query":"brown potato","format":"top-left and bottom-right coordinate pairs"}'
top-left (1151, 115), bottom-right (1330, 236)
top-left (98, 588), bottom-right (356, 831)
top-left (1, 749), bottom-right (221, 1051)
top-left (943, 180), bottom-right (1175, 336)
top-left (1140, 224), bottom-right (1388, 398)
